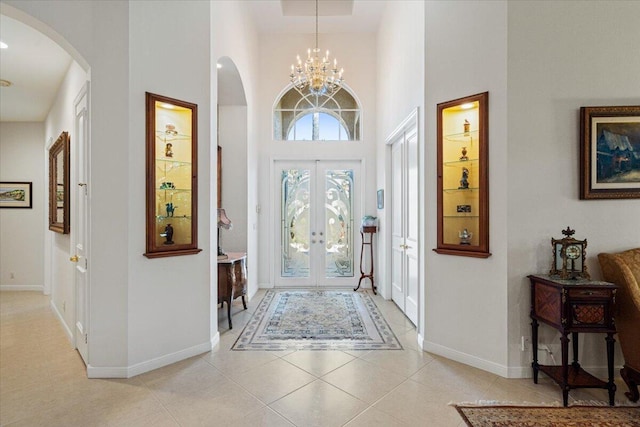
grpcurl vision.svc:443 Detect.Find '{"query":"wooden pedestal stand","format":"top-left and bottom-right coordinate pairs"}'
top-left (354, 226), bottom-right (377, 294)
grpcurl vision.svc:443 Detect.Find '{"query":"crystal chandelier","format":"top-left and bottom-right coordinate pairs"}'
top-left (289, 0), bottom-right (344, 96)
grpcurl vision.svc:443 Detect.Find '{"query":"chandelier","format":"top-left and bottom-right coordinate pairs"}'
top-left (289, 0), bottom-right (344, 96)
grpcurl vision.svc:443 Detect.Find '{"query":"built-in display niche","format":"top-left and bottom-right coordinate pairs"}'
top-left (434, 92), bottom-right (490, 258)
top-left (144, 92), bottom-right (201, 258)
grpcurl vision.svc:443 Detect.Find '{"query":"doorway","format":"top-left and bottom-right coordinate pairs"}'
top-left (389, 114), bottom-right (419, 325)
top-left (274, 160), bottom-right (361, 288)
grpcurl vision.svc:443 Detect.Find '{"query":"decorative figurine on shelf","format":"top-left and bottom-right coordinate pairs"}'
top-left (165, 202), bottom-right (177, 217)
top-left (165, 124), bottom-right (178, 136)
top-left (460, 146), bottom-right (468, 161)
top-left (464, 119), bottom-right (470, 136)
top-left (165, 142), bottom-right (173, 158)
top-left (459, 167), bottom-right (470, 189)
top-left (459, 228), bottom-right (472, 245)
top-left (161, 223), bottom-right (174, 245)
top-left (159, 182), bottom-right (175, 190)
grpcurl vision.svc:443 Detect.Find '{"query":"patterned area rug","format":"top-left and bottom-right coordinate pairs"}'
top-left (454, 405), bottom-right (640, 426)
top-left (232, 290), bottom-right (402, 351)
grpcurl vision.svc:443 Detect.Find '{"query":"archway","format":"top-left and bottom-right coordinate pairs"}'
top-left (0, 3), bottom-right (91, 365)
top-left (216, 56), bottom-right (248, 332)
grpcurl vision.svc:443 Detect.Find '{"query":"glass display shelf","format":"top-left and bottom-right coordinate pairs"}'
top-left (444, 130), bottom-right (479, 143)
top-left (443, 187), bottom-right (480, 193)
top-left (444, 159), bottom-right (479, 167)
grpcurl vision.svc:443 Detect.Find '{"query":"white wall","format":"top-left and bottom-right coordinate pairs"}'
top-left (212, 1), bottom-right (260, 303)
top-left (219, 106), bottom-right (248, 254)
top-left (0, 122), bottom-right (45, 290)
top-left (506, 1), bottom-right (640, 374)
top-left (424, 0), bottom-right (510, 375)
top-left (44, 60), bottom-right (88, 338)
top-left (127, 0), bottom-right (211, 370)
top-left (376, 0), bottom-right (425, 336)
top-left (256, 32), bottom-right (378, 288)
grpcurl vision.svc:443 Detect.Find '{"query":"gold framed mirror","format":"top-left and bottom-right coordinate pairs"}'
top-left (49, 131), bottom-right (70, 234)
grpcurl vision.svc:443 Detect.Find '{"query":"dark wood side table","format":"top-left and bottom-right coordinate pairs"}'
top-left (528, 274), bottom-right (618, 406)
top-left (218, 252), bottom-right (247, 329)
top-left (354, 226), bottom-right (377, 294)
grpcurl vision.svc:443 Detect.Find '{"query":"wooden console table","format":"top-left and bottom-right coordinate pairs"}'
top-left (528, 274), bottom-right (617, 406)
top-left (218, 252), bottom-right (247, 329)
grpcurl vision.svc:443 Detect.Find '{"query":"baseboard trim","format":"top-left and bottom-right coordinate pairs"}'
top-left (211, 331), bottom-right (220, 349)
top-left (126, 341), bottom-right (212, 378)
top-left (87, 341), bottom-right (212, 379)
top-left (0, 285), bottom-right (44, 292)
top-left (87, 365), bottom-right (129, 378)
top-left (50, 299), bottom-right (74, 346)
top-left (423, 340), bottom-right (509, 377)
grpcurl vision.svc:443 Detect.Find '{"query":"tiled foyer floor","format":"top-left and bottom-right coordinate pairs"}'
top-left (0, 290), bottom-right (632, 427)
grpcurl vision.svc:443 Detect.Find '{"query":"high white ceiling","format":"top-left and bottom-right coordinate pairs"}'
top-left (0, 0), bottom-right (385, 122)
top-left (0, 14), bottom-right (72, 122)
top-left (245, 0), bottom-right (386, 34)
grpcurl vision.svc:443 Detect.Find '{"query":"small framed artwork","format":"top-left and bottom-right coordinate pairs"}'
top-left (377, 189), bottom-right (384, 209)
top-left (0, 182), bottom-right (33, 208)
top-left (580, 105), bottom-right (640, 199)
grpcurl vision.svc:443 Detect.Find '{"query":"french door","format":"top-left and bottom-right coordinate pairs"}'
top-left (391, 125), bottom-right (419, 325)
top-left (275, 160), bottom-right (360, 287)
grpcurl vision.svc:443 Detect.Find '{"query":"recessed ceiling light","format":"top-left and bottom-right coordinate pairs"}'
top-left (0, 41), bottom-right (8, 49)
top-left (461, 103), bottom-right (475, 110)
top-left (0, 79), bottom-right (12, 87)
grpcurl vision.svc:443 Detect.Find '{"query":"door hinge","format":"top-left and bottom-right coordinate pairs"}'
top-left (85, 334), bottom-right (88, 344)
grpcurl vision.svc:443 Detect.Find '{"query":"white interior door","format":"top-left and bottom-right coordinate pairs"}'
top-left (390, 125), bottom-right (418, 326)
top-left (275, 160), bottom-right (360, 287)
top-left (73, 83), bottom-right (90, 364)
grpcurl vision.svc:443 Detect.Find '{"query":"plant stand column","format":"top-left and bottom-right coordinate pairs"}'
top-left (354, 226), bottom-right (377, 294)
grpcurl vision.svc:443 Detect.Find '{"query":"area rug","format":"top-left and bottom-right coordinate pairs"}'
top-left (454, 404), bottom-right (640, 426)
top-left (232, 290), bottom-right (402, 351)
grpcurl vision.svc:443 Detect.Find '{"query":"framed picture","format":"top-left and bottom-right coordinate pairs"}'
top-left (0, 182), bottom-right (32, 208)
top-left (377, 189), bottom-right (384, 209)
top-left (580, 105), bottom-right (640, 199)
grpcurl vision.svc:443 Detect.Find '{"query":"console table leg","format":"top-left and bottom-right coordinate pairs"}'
top-left (571, 332), bottom-right (580, 369)
top-left (531, 318), bottom-right (539, 383)
top-left (606, 333), bottom-right (616, 406)
top-left (227, 297), bottom-right (232, 329)
top-left (560, 333), bottom-right (570, 407)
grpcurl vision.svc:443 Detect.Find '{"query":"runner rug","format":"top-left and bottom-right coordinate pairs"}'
top-left (232, 290), bottom-right (402, 351)
top-left (454, 404), bottom-right (640, 426)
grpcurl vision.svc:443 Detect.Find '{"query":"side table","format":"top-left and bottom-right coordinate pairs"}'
top-left (218, 252), bottom-right (247, 329)
top-left (528, 274), bottom-right (618, 406)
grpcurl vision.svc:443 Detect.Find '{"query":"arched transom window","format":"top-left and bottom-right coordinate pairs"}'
top-left (274, 86), bottom-right (361, 141)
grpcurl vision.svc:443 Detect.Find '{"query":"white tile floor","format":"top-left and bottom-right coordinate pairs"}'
top-left (1, 290), bottom-right (631, 426)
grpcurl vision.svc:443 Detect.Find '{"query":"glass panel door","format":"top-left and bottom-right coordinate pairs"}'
top-left (276, 160), bottom-right (360, 287)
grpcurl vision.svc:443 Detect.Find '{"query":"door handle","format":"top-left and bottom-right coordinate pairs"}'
top-left (70, 255), bottom-right (79, 262)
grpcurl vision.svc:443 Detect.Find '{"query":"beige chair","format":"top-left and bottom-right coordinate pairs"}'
top-left (598, 248), bottom-right (640, 402)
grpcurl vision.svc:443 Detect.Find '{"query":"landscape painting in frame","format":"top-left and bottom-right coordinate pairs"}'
top-left (0, 182), bottom-right (33, 208)
top-left (580, 106), bottom-right (640, 199)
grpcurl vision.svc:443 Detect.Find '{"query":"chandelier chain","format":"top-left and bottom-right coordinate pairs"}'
top-left (289, 0), bottom-right (344, 96)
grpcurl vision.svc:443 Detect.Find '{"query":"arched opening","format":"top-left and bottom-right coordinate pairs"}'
top-left (216, 56), bottom-right (248, 332)
top-left (0, 4), bottom-right (92, 365)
